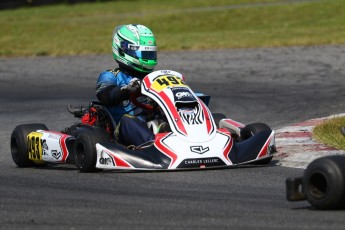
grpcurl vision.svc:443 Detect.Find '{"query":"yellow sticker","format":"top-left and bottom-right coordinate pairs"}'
top-left (151, 75), bottom-right (186, 92)
top-left (27, 132), bottom-right (44, 162)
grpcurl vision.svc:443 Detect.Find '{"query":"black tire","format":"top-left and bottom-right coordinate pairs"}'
top-left (241, 123), bottom-right (273, 165)
top-left (303, 155), bottom-right (345, 210)
top-left (74, 127), bottom-right (109, 173)
top-left (10, 123), bottom-right (48, 167)
top-left (240, 123), bottom-right (272, 141)
top-left (212, 113), bottom-right (227, 128)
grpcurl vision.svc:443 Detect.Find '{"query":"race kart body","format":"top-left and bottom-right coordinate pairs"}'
top-left (10, 70), bottom-right (276, 172)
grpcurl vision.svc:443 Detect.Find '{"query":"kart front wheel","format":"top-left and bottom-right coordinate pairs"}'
top-left (212, 113), bottom-right (227, 128)
top-left (241, 123), bottom-right (273, 165)
top-left (74, 127), bottom-right (109, 173)
top-left (10, 123), bottom-right (48, 167)
top-left (240, 123), bottom-right (272, 141)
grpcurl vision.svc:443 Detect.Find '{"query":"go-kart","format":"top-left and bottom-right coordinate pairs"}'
top-left (10, 70), bottom-right (276, 172)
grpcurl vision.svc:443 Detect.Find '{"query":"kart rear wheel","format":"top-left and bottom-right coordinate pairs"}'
top-left (10, 123), bottom-right (48, 167)
top-left (74, 127), bottom-right (109, 173)
top-left (241, 123), bottom-right (273, 164)
top-left (303, 155), bottom-right (345, 210)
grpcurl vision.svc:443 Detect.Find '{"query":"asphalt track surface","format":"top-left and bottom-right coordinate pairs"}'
top-left (1, 46), bottom-right (345, 229)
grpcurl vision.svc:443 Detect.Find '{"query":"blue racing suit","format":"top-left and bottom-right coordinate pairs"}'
top-left (95, 68), bottom-right (154, 146)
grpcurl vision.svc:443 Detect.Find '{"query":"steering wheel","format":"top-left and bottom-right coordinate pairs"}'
top-left (130, 92), bottom-right (155, 110)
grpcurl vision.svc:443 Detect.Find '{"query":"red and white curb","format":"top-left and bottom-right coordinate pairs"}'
top-left (274, 114), bottom-right (345, 169)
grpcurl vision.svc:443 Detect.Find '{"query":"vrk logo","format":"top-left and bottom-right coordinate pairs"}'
top-left (190, 146), bottom-right (209, 154)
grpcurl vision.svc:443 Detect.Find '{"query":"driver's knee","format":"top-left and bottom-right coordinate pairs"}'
top-left (117, 115), bottom-right (155, 146)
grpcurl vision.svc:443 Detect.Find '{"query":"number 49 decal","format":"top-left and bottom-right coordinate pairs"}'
top-left (151, 75), bottom-right (186, 92)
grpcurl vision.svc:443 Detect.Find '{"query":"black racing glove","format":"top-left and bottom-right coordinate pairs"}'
top-left (121, 78), bottom-right (141, 94)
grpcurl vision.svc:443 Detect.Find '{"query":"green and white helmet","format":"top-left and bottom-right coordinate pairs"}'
top-left (112, 24), bottom-right (157, 73)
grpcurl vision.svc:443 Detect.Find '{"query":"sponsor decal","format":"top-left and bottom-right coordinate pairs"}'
top-left (184, 158), bottom-right (218, 165)
top-left (48, 134), bottom-right (61, 139)
top-left (176, 91), bottom-right (193, 100)
top-left (42, 139), bottom-right (48, 155)
top-left (177, 157), bottom-right (225, 168)
top-left (171, 87), bottom-right (195, 102)
top-left (99, 150), bottom-right (127, 167)
top-left (143, 46), bottom-right (154, 50)
top-left (51, 150), bottom-right (62, 160)
top-left (190, 145), bottom-right (209, 154)
top-left (99, 157), bottom-right (114, 166)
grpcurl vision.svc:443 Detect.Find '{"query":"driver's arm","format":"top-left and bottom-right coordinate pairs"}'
top-left (95, 71), bottom-right (130, 106)
top-left (96, 84), bottom-right (130, 106)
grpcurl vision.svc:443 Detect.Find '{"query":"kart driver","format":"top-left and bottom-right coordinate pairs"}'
top-left (95, 24), bottom-right (159, 147)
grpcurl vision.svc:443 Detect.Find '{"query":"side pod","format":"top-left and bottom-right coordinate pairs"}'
top-left (229, 130), bottom-right (274, 164)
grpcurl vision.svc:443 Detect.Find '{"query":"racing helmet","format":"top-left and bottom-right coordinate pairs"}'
top-left (112, 24), bottom-right (157, 73)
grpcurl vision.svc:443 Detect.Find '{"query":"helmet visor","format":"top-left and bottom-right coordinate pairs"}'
top-left (121, 41), bottom-right (157, 60)
top-left (140, 50), bottom-right (157, 59)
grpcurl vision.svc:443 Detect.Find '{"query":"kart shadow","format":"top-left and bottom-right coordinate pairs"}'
top-left (32, 164), bottom-right (77, 171)
top-left (290, 206), bottom-right (314, 210)
top-left (290, 206), bottom-right (345, 211)
top-left (29, 161), bottom-right (279, 173)
top-left (98, 163), bottom-right (279, 174)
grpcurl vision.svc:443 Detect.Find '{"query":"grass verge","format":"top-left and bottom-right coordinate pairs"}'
top-left (1, 0), bottom-right (345, 56)
top-left (313, 116), bottom-right (345, 151)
